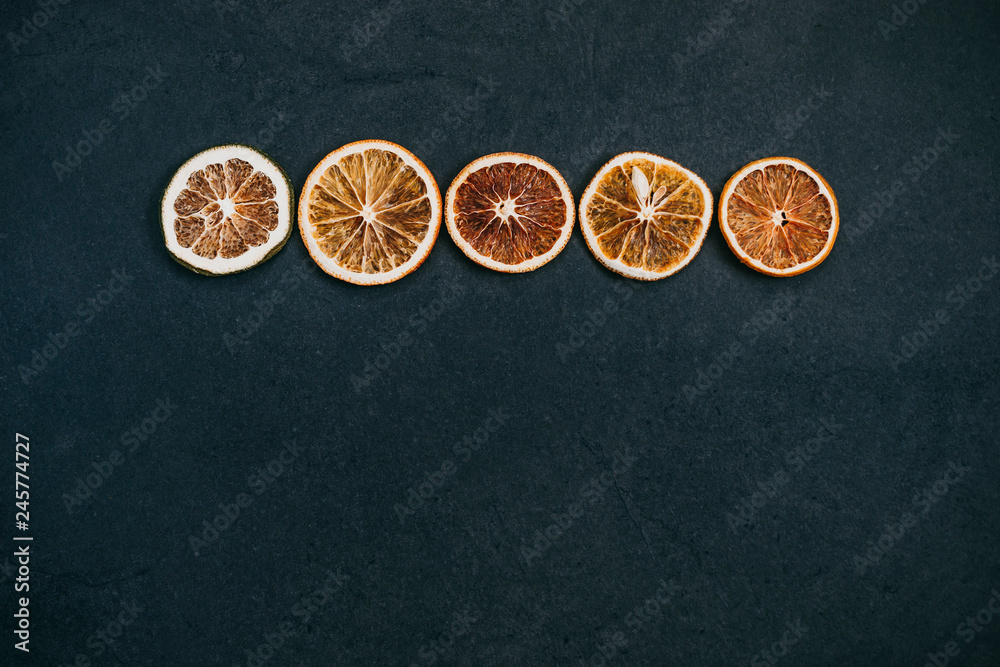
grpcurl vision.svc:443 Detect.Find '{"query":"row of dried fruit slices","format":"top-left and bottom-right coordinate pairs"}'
top-left (160, 140), bottom-right (838, 283)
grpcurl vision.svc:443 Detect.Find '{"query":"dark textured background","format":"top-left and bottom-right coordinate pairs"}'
top-left (1, 0), bottom-right (998, 664)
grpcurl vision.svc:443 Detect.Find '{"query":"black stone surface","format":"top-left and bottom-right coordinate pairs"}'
top-left (2, 0), bottom-right (998, 665)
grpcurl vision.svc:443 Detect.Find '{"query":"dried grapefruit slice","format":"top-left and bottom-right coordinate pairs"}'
top-left (299, 140), bottom-right (441, 285)
top-left (719, 157), bottom-right (839, 277)
top-left (579, 152), bottom-right (712, 280)
top-left (445, 153), bottom-right (574, 272)
top-left (161, 144), bottom-right (293, 275)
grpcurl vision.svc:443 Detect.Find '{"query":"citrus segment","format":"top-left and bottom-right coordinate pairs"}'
top-left (719, 157), bottom-right (838, 277)
top-left (446, 153), bottom-right (574, 273)
top-left (579, 152), bottom-right (713, 280)
top-left (299, 140), bottom-right (441, 285)
top-left (161, 145), bottom-right (293, 275)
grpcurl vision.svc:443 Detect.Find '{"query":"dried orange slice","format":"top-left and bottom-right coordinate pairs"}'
top-left (579, 152), bottom-right (713, 280)
top-left (299, 140), bottom-right (441, 285)
top-left (719, 157), bottom-right (839, 277)
top-left (161, 144), bottom-right (293, 275)
top-left (445, 153), bottom-right (574, 272)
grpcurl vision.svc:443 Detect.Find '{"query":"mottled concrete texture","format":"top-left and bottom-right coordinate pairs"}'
top-left (2, 0), bottom-right (998, 664)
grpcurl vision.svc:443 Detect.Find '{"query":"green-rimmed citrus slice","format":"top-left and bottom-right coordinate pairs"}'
top-left (445, 153), bottom-right (574, 273)
top-left (161, 144), bottom-right (293, 275)
top-left (298, 140), bottom-right (441, 286)
top-left (579, 152), bottom-right (713, 280)
top-left (719, 157), bottom-right (838, 277)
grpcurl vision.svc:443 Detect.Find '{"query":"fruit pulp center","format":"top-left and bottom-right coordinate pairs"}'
top-left (772, 210), bottom-right (789, 226)
top-left (361, 205), bottom-right (377, 225)
top-left (219, 198), bottom-right (236, 219)
top-left (497, 199), bottom-right (518, 220)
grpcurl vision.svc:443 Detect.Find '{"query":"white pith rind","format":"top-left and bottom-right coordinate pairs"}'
top-left (298, 140), bottom-right (442, 286)
top-left (161, 145), bottom-right (292, 275)
top-left (719, 157), bottom-right (839, 277)
top-left (445, 153), bottom-right (575, 273)
top-left (579, 151), bottom-right (713, 281)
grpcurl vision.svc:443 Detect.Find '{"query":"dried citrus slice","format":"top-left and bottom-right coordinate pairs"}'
top-left (579, 152), bottom-right (713, 280)
top-left (445, 153), bottom-right (574, 272)
top-left (161, 144), bottom-right (293, 275)
top-left (299, 140), bottom-right (441, 286)
top-left (719, 157), bottom-right (839, 277)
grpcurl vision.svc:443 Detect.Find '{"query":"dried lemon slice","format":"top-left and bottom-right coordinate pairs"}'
top-left (299, 140), bottom-right (441, 286)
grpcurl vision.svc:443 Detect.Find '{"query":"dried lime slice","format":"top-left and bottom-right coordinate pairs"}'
top-left (161, 144), bottom-right (293, 275)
